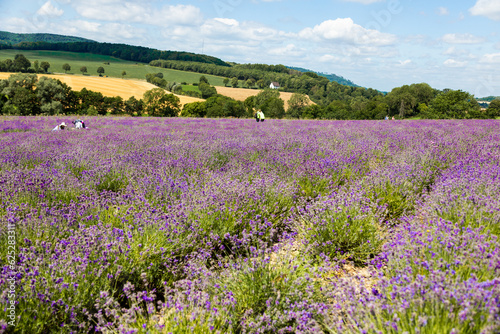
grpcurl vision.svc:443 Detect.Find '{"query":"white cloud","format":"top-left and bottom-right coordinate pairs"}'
top-left (268, 44), bottom-right (305, 57)
top-left (443, 47), bottom-right (471, 57)
top-left (470, 0), bottom-right (500, 21)
top-left (201, 19), bottom-right (282, 43)
top-left (65, 20), bottom-right (101, 33)
top-left (298, 18), bottom-right (396, 46)
top-left (213, 18), bottom-right (239, 27)
top-left (73, 1), bottom-right (203, 27)
top-left (36, 1), bottom-right (64, 17)
top-left (319, 54), bottom-right (341, 62)
top-left (437, 7), bottom-right (449, 16)
top-left (441, 33), bottom-right (486, 44)
top-left (397, 59), bottom-right (412, 67)
top-left (479, 53), bottom-right (500, 63)
top-left (443, 59), bottom-right (467, 67)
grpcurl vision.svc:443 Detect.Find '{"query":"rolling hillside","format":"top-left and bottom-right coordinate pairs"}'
top-left (287, 66), bottom-right (358, 87)
top-left (0, 31), bottom-right (94, 44)
top-left (0, 49), bottom-right (228, 86)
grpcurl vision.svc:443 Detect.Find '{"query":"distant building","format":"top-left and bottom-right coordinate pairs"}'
top-left (270, 82), bottom-right (280, 89)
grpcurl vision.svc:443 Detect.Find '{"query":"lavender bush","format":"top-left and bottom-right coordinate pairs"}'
top-left (1, 117), bottom-right (499, 333)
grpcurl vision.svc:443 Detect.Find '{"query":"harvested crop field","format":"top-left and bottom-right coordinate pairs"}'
top-left (0, 73), bottom-right (204, 107)
top-left (215, 86), bottom-right (313, 109)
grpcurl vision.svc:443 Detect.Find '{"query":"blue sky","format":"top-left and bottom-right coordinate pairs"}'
top-left (1, 0), bottom-right (499, 96)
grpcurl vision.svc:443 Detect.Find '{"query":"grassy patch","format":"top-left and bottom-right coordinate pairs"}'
top-left (300, 203), bottom-right (383, 265)
top-left (0, 50), bottom-right (227, 85)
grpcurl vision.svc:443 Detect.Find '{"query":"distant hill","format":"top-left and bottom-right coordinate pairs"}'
top-left (0, 31), bottom-right (95, 44)
top-left (287, 66), bottom-right (358, 87)
top-left (478, 96), bottom-right (500, 102)
top-left (0, 31), bottom-right (229, 66)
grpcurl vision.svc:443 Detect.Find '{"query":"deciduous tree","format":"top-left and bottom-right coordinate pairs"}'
top-left (487, 99), bottom-right (500, 118)
top-left (287, 93), bottom-right (309, 118)
top-left (13, 54), bottom-right (31, 72)
top-left (428, 90), bottom-right (481, 119)
top-left (143, 88), bottom-right (180, 117)
top-left (62, 63), bottom-right (71, 73)
top-left (231, 77), bottom-right (239, 88)
top-left (40, 61), bottom-right (50, 73)
top-left (181, 101), bottom-right (206, 118)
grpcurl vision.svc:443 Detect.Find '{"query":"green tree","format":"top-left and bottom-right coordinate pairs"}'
top-left (199, 82), bottom-right (217, 99)
top-left (181, 101), bottom-right (207, 117)
top-left (6, 87), bottom-right (39, 115)
top-left (80, 66), bottom-right (88, 75)
top-left (487, 99), bottom-right (500, 118)
top-left (124, 96), bottom-right (143, 116)
top-left (97, 66), bottom-right (105, 76)
top-left (105, 96), bottom-right (124, 115)
top-left (35, 77), bottom-right (67, 115)
top-left (13, 54), bottom-right (31, 72)
top-left (205, 95), bottom-right (245, 118)
top-left (244, 96), bottom-right (256, 118)
top-left (199, 76), bottom-right (209, 85)
top-left (385, 85), bottom-right (416, 119)
top-left (223, 78), bottom-right (229, 87)
top-left (33, 60), bottom-right (40, 73)
top-left (324, 100), bottom-right (351, 120)
top-left (142, 88), bottom-right (180, 117)
top-left (302, 104), bottom-right (323, 119)
top-left (62, 63), bottom-right (71, 73)
top-left (87, 105), bottom-right (98, 116)
top-left (40, 61), bottom-right (50, 73)
top-left (254, 88), bottom-right (284, 118)
top-left (261, 96), bottom-right (284, 119)
top-left (428, 90), bottom-right (481, 119)
top-left (287, 93), bottom-right (309, 118)
top-left (231, 77), bottom-right (239, 88)
top-left (122, 71), bottom-right (127, 78)
top-left (246, 78), bottom-right (256, 89)
top-left (1, 74), bottom-right (39, 115)
top-left (77, 88), bottom-right (107, 115)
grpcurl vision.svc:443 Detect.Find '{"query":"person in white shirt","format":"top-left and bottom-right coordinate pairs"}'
top-left (52, 122), bottom-right (67, 131)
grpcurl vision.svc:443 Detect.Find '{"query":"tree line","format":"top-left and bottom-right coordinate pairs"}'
top-left (1, 54), bottom-right (499, 120)
top-left (150, 59), bottom-right (499, 119)
top-left (0, 53), bottom-right (109, 76)
top-left (0, 41), bottom-right (229, 66)
top-left (2, 72), bottom-right (499, 120)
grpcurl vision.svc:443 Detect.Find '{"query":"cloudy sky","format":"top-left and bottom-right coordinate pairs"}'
top-left (0, 0), bottom-right (499, 95)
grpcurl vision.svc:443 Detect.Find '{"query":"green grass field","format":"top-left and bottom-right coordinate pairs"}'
top-left (0, 49), bottom-right (227, 86)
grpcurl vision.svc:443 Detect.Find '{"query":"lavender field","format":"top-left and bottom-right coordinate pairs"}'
top-left (1, 116), bottom-right (499, 333)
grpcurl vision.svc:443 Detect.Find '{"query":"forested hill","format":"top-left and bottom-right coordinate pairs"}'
top-left (287, 66), bottom-right (359, 87)
top-left (0, 31), bottom-right (94, 44)
top-left (0, 31), bottom-right (230, 66)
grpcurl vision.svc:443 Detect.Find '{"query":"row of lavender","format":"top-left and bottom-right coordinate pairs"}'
top-left (0, 117), bottom-right (499, 333)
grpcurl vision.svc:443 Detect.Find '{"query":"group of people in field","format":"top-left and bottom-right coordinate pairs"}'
top-left (52, 120), bottom-right (87, 131)
top-left (255, 109), bottom-right (265, 122)
top-left (52, 111), bottom-right (264, 131)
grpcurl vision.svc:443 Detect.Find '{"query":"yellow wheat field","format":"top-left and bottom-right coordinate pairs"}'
top-left (0, 73), bottom-right (314, 110)
top-left (0, 73), bottom-right (204, 107)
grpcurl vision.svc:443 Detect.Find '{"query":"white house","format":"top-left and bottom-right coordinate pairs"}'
top-left (270, 82), bottom-right (280, 89)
